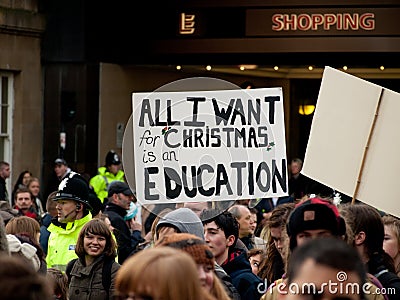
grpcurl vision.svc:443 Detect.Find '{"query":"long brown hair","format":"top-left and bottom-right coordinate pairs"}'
top-left (258, 203), bottom-right (294, 283)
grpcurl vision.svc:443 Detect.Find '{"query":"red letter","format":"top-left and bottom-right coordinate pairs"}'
top-left (272, 14), bottom-right (284, 31)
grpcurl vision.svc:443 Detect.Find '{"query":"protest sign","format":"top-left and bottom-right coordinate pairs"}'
top-left (303, 67), bottom-right (400, 217)
top-left (132, 88), bottom-right (288, 204)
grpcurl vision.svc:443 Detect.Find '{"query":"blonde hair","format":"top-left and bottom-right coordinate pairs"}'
top-left (115, 247), bottom-right (216, 300)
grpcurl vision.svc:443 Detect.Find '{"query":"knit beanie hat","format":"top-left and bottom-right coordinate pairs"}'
top-left (287, 198), bottom-right (346, 250)
top-left (156, 208), bottom-right (205, 239)
top-left (6, 234), bottom-right (41, 272)
top-left (157, 233), bottom-right (215, 269)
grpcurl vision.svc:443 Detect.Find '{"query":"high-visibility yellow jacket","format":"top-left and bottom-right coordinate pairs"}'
top-left (46, 213), bottom-right (92, 271)
top-left (89, 167), bottom-right (125, 203)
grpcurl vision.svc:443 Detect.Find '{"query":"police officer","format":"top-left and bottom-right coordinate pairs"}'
top-left (46, 172), bottom-right (92, 271)
top-left (90, 150), bottom-right (125, 203)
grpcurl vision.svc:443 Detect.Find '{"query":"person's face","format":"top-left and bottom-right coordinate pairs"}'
top-left (271, 226), bottom-right (286, 258)
top-left (115, 193), bottom-right (132, 210)
top-left (28, 181), bottom-right (40, 197)
top-left (383, 225), bottom-right (400, 261)
top-left (0, 165), bottom-right (10, 179)
top-left (296, 229), bottom-right (333, 248)
top-left (283, 258), bottom-right (362, 300)
top-left (104, 217), bottom-right (114, 232)
top-left (54, 164), bottom-right (68, 178)
top-left (15, 192), bottom-right (33, 210)
top-left (250, 213), bottom-right (257, 233)
top-left (197, 264), bottom-right (214, 292)
top-left (108, 164), bottom-right (121, 175)
top-left (183, 202), bottom-right (208, 217)
top-left (204, 221), bottom-right (230, 262)
top-left (55, 199), bottom-right (78, 223)
top-left (290, 162), bottom-right (302, 176)
top-left (249, 253), bottom-right (262, 275)
top-left (22, 173), bottom-right (31, 186)
top-left (84, 232), bottom-right (106, 257)
top-left (237, 206), bottom-right (253, 238)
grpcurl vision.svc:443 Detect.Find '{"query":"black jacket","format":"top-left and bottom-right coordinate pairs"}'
top-left (104, 203), bottom-right (144, 264)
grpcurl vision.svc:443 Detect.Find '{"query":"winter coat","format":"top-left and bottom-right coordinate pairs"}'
top-left (104, 202), bottom-right (144, 264)
top-left (89, 167), bottom-right (125, 203)
top-left (68, 255), bottom-right (120, 300)
top-left (46, 213), bottom-right (92, 271)
top-left (222, 250), bottom-right (264, 300)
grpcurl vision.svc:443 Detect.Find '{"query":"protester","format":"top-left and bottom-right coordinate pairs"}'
top-left (115, 247), bottom-right (217, 300)
top-left (258, 203), bottom-right (295, 285)
top-left (155, 207), bottom-right (205, 241)
top-left (0, 214), bottom-right (9, 254)
top-left (103, 181), bottom-right (144, 264)
top-left (201, 209), bottom-right (263, 300)
top-left (40, 191), bottom-right (58, 255)
top-left (66, 218), bottom-right (120, 300)
top-left (0, 255), bottom-right (53, 300)
top-left (229, 204), bottom-right (266, 250)
top-left (27, 177), bottom-right (45, 216)
top-left (47, 268), bottom-right (69, 300)
top-left (13, 187), bottom-right (40, 222)
top-left (284, 237), bottom-right (367, 300)
top-left (382, 215), bottom-right (400, 276)
top-left (340, 203), bottom-right (400, 300)
top-left (247, 248), bottom-right (266, 276)
top-left (157, 232), bottom-right (232, 300)
top-left (7, 233), bottom-right (46, 274)
top-left (11, 170), bottom-right (31, 205)
top-left (5, 215), bottom-right (40, 243)
top-left (0, 161), bottom-right (10, 202)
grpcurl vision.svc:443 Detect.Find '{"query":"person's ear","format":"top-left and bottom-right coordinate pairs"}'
top-left (354, 231), bottom-right (366, 246)
top-left (226, 234), bottom-right (235, 247)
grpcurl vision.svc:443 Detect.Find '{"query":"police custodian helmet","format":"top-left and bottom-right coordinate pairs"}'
top-left (105, 150), bottom-right (121, 166)
top-left (53, 172), bottom-right (93, 210)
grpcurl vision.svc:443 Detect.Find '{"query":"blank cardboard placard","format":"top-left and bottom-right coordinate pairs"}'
top-left (302, 67), bottom-right (400, 217)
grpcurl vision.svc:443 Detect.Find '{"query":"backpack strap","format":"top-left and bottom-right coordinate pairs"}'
top-left (102, 258), bottom-right (114, 296)
top-left (65, 258), bottom-right (78, 285)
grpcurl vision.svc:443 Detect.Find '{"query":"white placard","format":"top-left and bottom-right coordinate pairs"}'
top-left (303, 67), bottom-right (400, 217)
top-left (132, 88), bottom-right (288, 205)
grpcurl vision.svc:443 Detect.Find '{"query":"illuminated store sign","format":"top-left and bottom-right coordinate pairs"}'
top-left (271, 13), bottom-right (375, 31)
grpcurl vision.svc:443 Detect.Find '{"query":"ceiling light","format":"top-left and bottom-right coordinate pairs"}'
top-left (239, 66), bottom-right (245, 71)
top-left (308, 66), bottom-right (313, 71)
top-left (239, 64), bottom-right (258, 70)
top-left (176, 65), bottom-right (182, 70)
top-left (380, 66), bottom-right (385, 71)
top-left (273, 66), bottom-right (279, 71)
top-left (206, 65), bottom-right (212, 71)
top-left (343, 66), bottom-right (348, 71)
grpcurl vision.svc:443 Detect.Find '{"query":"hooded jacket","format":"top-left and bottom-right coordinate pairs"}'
top-left (222, 249), bottom-right (264, 300)
top-left (89, 167), bottom-right (125, 203)
top-left (46, 213), bottom-right (92, 271)
top-left (156, 207), bottom-right (204, 239)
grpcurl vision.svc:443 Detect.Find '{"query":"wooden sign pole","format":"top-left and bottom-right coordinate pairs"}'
top-left (352, 88), bottom-right (384, 205)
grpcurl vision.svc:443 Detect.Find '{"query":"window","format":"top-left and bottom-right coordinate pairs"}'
top-left (0, 73), bottom-right (13, 165)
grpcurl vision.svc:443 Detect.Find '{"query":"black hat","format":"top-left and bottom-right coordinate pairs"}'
top-left (105, 150), bottom-right (121, 166)
top-left (287, 197), bottom-right (346, 250)
top-left (107, 181), bottom-right (133, 198)
top-left (54, 158), bottom-right (67, 166)
top-left (54, 172), bottom-right (92, 210)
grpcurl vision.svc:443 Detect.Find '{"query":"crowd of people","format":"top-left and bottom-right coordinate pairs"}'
top-left (0, 155), bottom-right (399, 300)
